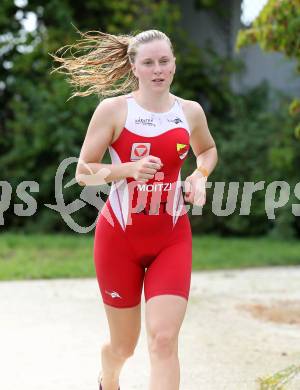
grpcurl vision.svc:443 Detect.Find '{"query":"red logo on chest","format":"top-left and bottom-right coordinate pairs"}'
top-left (130, 143), bottom-right (151, 161)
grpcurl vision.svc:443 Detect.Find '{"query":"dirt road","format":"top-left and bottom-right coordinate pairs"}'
top-left (0, 266), bottom-right (299, 389)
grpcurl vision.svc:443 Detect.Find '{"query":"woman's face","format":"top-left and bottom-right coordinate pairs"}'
top-left (131, 39), bottom-right (176, 91)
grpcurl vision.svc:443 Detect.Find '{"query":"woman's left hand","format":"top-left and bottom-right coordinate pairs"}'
top-left (184, 172), bottom-right (207, 206)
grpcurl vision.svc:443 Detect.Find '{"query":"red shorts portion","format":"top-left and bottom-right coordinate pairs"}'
top-left (93, 201), bottom-right (192, 308)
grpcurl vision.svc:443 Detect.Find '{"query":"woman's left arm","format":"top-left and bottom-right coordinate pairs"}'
top-left (184, 101), bottom-right (218, 206)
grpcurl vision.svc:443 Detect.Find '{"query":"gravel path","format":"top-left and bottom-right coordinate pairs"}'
top-left (0, 267), bottom-right (300, 390)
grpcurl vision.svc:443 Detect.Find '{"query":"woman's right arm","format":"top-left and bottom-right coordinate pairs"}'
top-left (75, 98), bottom-right (162, 186)
top-left (75, 98), bottom-right (133, 186)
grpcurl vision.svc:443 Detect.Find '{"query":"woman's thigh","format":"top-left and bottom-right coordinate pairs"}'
top-left (143, 242), bottom-right (192, 303)
top-left (94, 213), bottom-right (145, 308)
top-left (143, 214), bottom-right (192, 303)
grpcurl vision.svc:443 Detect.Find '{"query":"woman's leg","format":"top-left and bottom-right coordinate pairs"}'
top-left (145, 295), bottom-right (188, 390)
top-left (94, 207), bottom-right (146, 389)
top-left (100, 302), bottom-right (142, 390)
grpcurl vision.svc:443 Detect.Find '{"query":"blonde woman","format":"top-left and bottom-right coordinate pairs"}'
top-left (51, 29), bottom-right (218, 390)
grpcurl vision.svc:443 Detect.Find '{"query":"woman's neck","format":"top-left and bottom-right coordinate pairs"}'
top-left (132, 89), bottom-right (174, 113)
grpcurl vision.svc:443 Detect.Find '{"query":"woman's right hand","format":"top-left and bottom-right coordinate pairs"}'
top-left (129, 155), bottom-right (163, 182)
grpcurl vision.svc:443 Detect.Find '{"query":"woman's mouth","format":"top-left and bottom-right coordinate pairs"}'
top-left (152, 78), bottom-right (165, 84)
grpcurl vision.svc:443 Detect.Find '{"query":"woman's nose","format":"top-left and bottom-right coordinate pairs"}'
top-left (154, 63), bottom-right (163, 73)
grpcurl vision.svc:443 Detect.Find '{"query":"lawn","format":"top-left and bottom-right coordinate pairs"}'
top-left (0, 232), bottom-right (299, 280)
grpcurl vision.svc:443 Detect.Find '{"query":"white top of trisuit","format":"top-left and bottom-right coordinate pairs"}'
top-left (123, 93), bottom-right (191, 136)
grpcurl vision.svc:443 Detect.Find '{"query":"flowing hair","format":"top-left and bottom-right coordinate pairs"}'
top-left (49, 27), bottom-right (174, 100)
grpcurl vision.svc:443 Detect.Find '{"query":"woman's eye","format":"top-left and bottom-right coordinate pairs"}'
top-left (143, 60), bottom-right (169, 65)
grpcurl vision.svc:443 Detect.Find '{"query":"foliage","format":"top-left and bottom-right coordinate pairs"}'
top-left (193, 0), bottom-right (230, 19)
top-left (189, 81), bottom-right (299, 238)
top-left (257, 364), bottom-right (300, 390)
top-left (236, 0), bottom-right (300, 140)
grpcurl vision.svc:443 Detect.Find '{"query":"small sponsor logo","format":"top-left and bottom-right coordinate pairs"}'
top-left (168, 117), bottom-right (183, 124)
top-left (137, 183), bottom-right (172, 191)
top-left (130, 143), bottom-right (151, 161)
top-left (135, 117), bottom-right (155, 126)
top-left (177, 143), bottom-right (189, 159)
top-left (105, 290), bottom-right (122, 299)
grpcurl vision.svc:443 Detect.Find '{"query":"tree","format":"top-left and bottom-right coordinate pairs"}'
top-left (236, 0), bottom-right (300, 140)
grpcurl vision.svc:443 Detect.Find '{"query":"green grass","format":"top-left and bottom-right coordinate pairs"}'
top-left (257, 364), bottom-right (300, 389)
top-left (0, 233), bottom-right (94, 280)
top-left (192, 234), bottom-right (300, 270)
top-left (0, 232), bottom-right (299, 280)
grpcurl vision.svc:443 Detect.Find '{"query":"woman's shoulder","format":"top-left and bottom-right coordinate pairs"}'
top-left (97, 94), bottom-right (128, 110)
top-left (94, 95), bottom-right (128, 126)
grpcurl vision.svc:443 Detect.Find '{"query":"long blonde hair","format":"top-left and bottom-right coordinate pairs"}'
top-left (49, 27), bottom-right (174, 100)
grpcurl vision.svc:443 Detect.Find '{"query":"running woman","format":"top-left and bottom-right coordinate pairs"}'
top-left (51, 29), bottom-right (218, 390)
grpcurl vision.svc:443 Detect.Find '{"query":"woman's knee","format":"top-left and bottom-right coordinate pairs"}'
top-left (113, 344), bottom-right (135, 359)
top-left (104, 303), bottom-right (141, 359)
top-left (103, 342), bottom-right (135, 360)
top-left (147, 330), bottom-right (178, 358)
